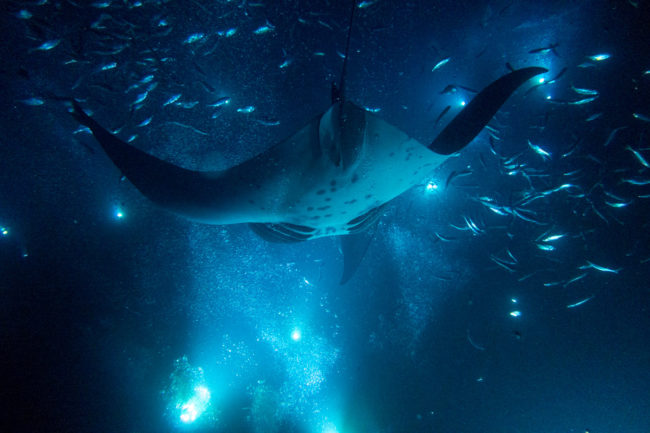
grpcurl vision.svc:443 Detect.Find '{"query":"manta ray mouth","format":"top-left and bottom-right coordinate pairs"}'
top-left (248, 222), bottom-right (318, 243)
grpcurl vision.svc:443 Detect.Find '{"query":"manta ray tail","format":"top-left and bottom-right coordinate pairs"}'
top-left (429, 66), bottom-right (547, 155)
top-left (340, 224), bottom-right (377, 285)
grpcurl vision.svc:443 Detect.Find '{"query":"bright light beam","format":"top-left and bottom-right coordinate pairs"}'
top-left (179, 385), bottom-right (211, 424)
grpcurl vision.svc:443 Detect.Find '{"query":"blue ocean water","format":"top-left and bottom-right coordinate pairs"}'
top-left (1, 1), bottom-right (649, 432)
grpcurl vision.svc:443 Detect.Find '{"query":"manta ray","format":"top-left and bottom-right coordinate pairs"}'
top-left (67, 17), bottom-right (545, 283)
top-left (67, 65), bottom-right (544, 283)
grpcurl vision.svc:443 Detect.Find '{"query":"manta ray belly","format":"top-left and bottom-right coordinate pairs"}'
top-left (271, 106), bottom-right (450, 238)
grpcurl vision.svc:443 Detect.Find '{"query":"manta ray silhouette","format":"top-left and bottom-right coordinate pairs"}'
top-left (66, 0), bottom-right (548, 284)
top-left (68, 26), bottom-right (545, 284)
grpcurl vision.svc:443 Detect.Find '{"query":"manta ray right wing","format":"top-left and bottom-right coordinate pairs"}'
top-left (430, 67), bottom-right (547, 154)
top-left (336, 66), bottom-right (547, 283)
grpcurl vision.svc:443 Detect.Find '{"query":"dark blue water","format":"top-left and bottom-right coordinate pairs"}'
top-left (1, 1), bottom-right (649, 432)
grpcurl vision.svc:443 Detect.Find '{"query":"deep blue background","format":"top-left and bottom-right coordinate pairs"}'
top-left (1, 1), bottom-right (649, 432)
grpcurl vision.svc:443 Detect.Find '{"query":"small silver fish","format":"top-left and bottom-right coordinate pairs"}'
top-left (208, 97), bottom-right (231, 108)
top-left (527, 140), bottom-right (552, 160)
top-left (99, 62), bottom-right (117, 71)
top-left (587, 53), bottom-right (610, 61)
top-left (32, 39), bottom-right (61, 52)
top-left (317, 20), bottom-right (333, 30)
top-left (255, 117), bottom-right (280, 126)
top-left (536, 243), bottom-right (555, 251)
top-left (563, 273), bottom-right (587, 288)
top-left (163, 94), bottom-right (181, 106)
top-left (434, 105), bottom-right (451, 126)
top-left (358, 0), bottom-right (379, 8)
top-left (580, 260), bottom-right (621, 274)
top-left (566, 295), bottom-right (594, 309)
top-left (223, 28), bottom-right (237, 37)
top-left (529, 43), bottom-right (560, 55)
top-left (622, 178), bottom-right (650, 186)
top-left (254, 21), bottom-right (274, 35)
top-left (132, 91), bottom-right (148, 105)
top-left (432, 57), bottom-right (450, 72)
top-left (606, 200), bottom-right (631, 208)
top-left (175, 101), bottom-right (199, 109)
top-left (184, 33), bottom-right (205, 44)
top-left (633, 112), bottom-right (650, 122)
top-left (626, 146), bottom-right (650, 168)
top-left (568, 96), bottom-right (598, 105)
top-left (278, 58), bottom-right (293, 69)
top-left (542, 234), bottom-right (565, 242)
top-left (571, 85), bottom-right (599, 96)
top-left (20, 97), bottom-right (45, 106)
top-left (603, 126), bottom-right (627, 146)
top-left (137, 116), bottom-right (153, 127)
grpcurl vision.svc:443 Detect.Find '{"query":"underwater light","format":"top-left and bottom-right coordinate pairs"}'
top-left (1, 227), bottom-right (8, 236)
top-left (538, 77), bottom-right (545, 84)
top-left (510, 310), bottom-right (521, 317)
top-left (113, 207), bottom-right (125, 219)
top-left (291, 328), bottom-right (302, 342)
top-left (179, 385), bottom-right (211, 424)
top-left (180, 403), bottom-right (197, 423)
top-left (459, 100), bottom-right (466, 107)
top-left (164, 356), bottom-right (215, 428)
top-left (425, 181), bottom-right (438, 192)
top-left (321, 421), bottom-right (340, 433)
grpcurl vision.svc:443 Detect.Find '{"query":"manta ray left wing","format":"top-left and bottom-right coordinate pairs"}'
top-left (68, 100), bottom-right (228, 221)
